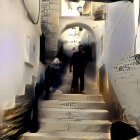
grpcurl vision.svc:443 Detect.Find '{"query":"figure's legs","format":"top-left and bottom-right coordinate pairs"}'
top-left (80, 72), bottom-right (84, 92)
top-left (52, 69), bottom-right (61, 89)
top-left (49, 68), bottom-right (61, 93)
top-left (71, 71), bottom-right (79, 90)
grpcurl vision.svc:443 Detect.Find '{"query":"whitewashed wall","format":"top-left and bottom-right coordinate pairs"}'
top-left (103, 1), bottom-right (140, 128)
top-left (0, 0), bottom-right (43, 109)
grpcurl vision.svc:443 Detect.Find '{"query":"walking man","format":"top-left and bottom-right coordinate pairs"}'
top-left (70, 45), bottom-right (87, 93)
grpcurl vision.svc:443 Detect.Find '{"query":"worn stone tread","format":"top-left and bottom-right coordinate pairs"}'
top-left (40, 108), bottom-right (108, 112)
top-left (39, 119), bottom-right (111, 132)
top-left (23, 131), bottom-right (111, 140)
top-left (51, 94), bottom-right (104, 101)
top-left (39, 108), bottom-right (109, 120)
top-left (40, 118), bottom-right (111, 124)
top-left (39, 100), bottom-right (107, 109)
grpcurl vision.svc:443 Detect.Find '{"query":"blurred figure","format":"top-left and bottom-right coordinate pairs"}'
top-left (44, 65), bottom-right (56, 100)
top-left (49, 57), bottom-right (62, 93)
top-left (56, 46), bottom-right (68, 74)
top-left (70, 44), bottom-right (87, 93)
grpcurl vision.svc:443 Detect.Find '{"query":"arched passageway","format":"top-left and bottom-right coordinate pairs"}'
top-left (60, 22), bottom-right (96, 40)
top-left (58, 23), bottom-right (97, 88)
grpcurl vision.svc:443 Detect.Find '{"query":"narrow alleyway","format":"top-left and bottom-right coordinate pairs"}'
top-left (1, 0), bottom-right (140, 140)
top-left (21, 72), bottom-right (111, 140)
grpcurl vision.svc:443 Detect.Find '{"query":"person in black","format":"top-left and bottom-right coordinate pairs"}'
top-left (70, 45), bottom-right (87, 92)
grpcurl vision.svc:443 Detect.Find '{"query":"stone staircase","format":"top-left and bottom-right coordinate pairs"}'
top-left (21, 82), bottom-right (111, 140)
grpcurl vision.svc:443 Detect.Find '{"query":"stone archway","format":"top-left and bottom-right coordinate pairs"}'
top-left (59, 17), bottom-right (97, 41)
top-left (60, 22), bottom-right (96, 41)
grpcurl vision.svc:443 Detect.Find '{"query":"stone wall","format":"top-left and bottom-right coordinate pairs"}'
top-left (103, 1), bottom-right (140, 129)
top-left (0, 85), bottom-right (35, 139)
top-left (98, 65), bottom-right (127, 122)
top-left (41, 0), bottom-right (61, 60)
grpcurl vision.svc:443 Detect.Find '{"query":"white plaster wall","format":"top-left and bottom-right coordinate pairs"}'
top-left (104, 2), bottom-right (135, 64)
top-left (134, 0), bottom-right (139, 32)
top-left (103, 1), bottom-right (140, 128)
top-left (0, 0), bottom-right (42, 109)
top-left (80, 29), bottom-right (92, 44)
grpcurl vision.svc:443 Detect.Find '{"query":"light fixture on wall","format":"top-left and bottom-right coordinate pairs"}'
top-left (77, 5), bottom-right (82, 16)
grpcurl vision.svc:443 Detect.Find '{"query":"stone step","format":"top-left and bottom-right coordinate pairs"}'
top-left (22, 131), bottom-right (111, 140)
top-left (39, 119), bottom-right (111, 132)
top-left (84, 90), bottom-right (100, 94)
top-left (51, 94), bottom-right (104, 101)
top-left (39, 108), bottom-right (109, 120)
top-left (59, 89), bottom-right (99, 94)
top-left (39, 100), bottom-right (107, 110)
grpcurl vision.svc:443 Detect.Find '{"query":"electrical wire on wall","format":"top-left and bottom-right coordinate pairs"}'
top-left (22, 0), bottom-right (40, 24)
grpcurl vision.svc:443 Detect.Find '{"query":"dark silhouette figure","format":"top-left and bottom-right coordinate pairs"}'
top-left (44, 65), bottom-right (56, 99)
top-left (50, 57), bottom-right (62, 91)
top-left (56, 46), bottom-right (68, 74)
top-left (70, 45), bottom-right (88, 92)
top-left (111, 121), bottom-right (139, 140)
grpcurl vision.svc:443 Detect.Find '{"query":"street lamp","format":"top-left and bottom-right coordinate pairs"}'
top-left (77, 5), bottom-right (82, 16)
